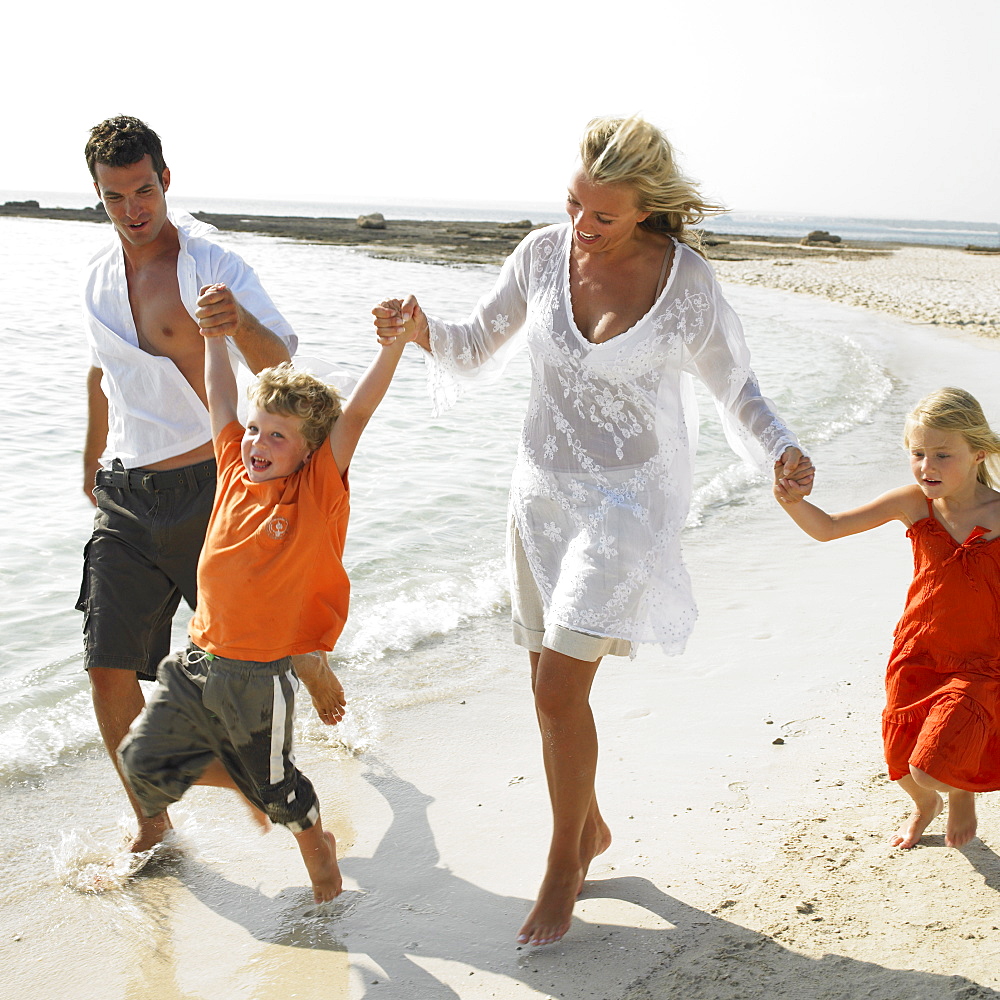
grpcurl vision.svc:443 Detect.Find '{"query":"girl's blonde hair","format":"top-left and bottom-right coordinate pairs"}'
top-left (580, 115), bottom-right (725, 256)
top-left (904, 387), bottom-right (1000, 488)
top-left (249, 362), bottom-right (342, 452)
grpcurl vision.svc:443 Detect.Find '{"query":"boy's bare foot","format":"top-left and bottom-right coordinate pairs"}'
top-left (299, 828), bottom-right (343, 903)
top-left (945, 791), bottom-right (977, 848)
top-left (889, 791), bottom-right (943, 848)
top-left (292, 652), bottom-right (347, 726)
top-left (516, 862), bottom-right (582, 946)
top-left (130, 813), bottom-right (172, 853)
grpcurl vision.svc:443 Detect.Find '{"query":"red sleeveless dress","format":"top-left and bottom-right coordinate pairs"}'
top-left (882, 502), bottom-right (1000, 792)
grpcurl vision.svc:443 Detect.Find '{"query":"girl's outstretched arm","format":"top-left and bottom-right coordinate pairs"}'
top-left (328, 334), bottom-right (412, 473)
top-left (774, 481), bottom-right (924, 541)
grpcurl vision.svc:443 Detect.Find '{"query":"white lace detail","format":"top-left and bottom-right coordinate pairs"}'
top-left (424, 224), bottom-right (798, 654)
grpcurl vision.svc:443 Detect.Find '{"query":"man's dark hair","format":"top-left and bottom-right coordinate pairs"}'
top-left (85, 115), bottom-right (168, 185)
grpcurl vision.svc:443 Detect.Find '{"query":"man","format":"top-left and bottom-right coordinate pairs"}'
top-left (79, 116), bottom-right (344, 851)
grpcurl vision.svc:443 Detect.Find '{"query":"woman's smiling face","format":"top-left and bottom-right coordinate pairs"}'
top-left (565, 169), bottom-right (650, 254)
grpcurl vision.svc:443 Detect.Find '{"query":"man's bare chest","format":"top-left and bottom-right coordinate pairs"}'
top-left (127, 266), bottom-right (201, 358)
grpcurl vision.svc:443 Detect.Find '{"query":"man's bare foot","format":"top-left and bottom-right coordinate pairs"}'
top-left (299, 829), bottom-right (343, 903)
top-left (945, 791), bottom-right (977, 848)
top-left (292, 652), bottom-right (347, 726)
top-left (130, 812), bottom-right (172, 853)
top-left (889, 791), bottom-right (943, 848)
top-left (516, 862), bottom-right (582, 946)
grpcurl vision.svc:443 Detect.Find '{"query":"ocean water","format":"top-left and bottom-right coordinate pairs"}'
top-left (0, 211), bottom-right (971, 789)
top-left (5, 189), bottom-right (998, 247)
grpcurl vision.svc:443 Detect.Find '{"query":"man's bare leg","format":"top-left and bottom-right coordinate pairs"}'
top-left (890, 773), bottom-right (944, 849)
top-left (516, 648), bottom-right (606, 947)
top-left (910, 765), bottom-right (978, 848)
top-left (291, 651), bottom-right (347, 726)
top-left (89, 667), bottom-right (171, 852)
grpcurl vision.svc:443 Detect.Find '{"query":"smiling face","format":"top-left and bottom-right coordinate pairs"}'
top-left (241, 405), bottom-right (314, 483)
top-left (93, 154), bottom-right (171, 249)
top-left (907, 425), bottom-right (985, 499)
top-left (565, 168), bottom-right (650, 254)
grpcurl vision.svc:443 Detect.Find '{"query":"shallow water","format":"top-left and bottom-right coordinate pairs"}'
top-left (0, 214), bottom-right (960, 781)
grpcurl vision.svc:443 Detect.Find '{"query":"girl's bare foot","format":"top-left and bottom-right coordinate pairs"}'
top-left (945, 791), bottom-right (977, 848)
top-left (890, 791), bottom-right (943, 848)
top-left (517, 862), bottom-right (582, 946)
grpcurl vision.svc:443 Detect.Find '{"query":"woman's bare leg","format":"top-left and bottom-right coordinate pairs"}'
top-left (517, 647), bottom-right (609, 947)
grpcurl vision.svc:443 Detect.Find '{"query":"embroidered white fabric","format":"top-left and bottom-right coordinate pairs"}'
top-left (424, 223), bottom-right (799, 655)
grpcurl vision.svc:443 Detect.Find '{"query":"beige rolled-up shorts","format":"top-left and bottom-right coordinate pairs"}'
top-left (509, 522), bottom-right (632, 662)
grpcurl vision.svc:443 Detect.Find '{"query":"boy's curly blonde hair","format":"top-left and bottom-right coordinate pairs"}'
top-left (248, 362), bottom-right (343, 452)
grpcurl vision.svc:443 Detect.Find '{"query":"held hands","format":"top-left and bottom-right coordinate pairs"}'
top-left (197, 283), bottom-right (245, 338)
top-left (774, 447), bottom-right (815, 504)
top-left (372, 295), bottom-right (429, 349)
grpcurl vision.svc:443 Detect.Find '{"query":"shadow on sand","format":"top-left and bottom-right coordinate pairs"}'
top-left (168, 756), bottom-right (1000, 999)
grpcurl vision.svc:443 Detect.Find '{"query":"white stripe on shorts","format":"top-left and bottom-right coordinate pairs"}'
top-left (269, 674), bottom-right (289, 785)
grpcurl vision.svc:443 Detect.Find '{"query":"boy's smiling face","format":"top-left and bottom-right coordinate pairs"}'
top-left (242, 405), bottom-right (313, 483)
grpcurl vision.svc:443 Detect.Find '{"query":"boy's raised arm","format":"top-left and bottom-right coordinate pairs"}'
top-left (328, 335), bottom-right (412, 473)
top-left (198, 283), bottom-right (239, 439)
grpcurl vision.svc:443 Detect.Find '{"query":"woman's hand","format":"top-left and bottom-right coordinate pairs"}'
top-left (774, 447), bottom-right (815, 499)
top-left (372, 294), bottom-right (430, 351)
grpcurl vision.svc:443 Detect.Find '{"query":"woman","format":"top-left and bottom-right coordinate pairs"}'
top-left (373, 116), bottom-right (813, 946)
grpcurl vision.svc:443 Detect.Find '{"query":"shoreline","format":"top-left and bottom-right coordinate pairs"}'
top-left (6, 201), bottom-right (999, 338)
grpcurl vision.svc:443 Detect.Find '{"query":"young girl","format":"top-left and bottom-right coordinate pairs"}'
top-left (776, 387), bottom-right (1000, 850)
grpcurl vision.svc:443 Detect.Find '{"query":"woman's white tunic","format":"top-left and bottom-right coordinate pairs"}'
top-left (426, 224), bottom-right (797, 654)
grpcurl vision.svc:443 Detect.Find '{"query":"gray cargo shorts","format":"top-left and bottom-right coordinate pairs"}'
top-left (119, 645), bottom-right (319, 833)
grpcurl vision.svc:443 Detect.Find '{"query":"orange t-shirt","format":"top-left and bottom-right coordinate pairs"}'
top-left (188, 420), bottom-right (350, 660)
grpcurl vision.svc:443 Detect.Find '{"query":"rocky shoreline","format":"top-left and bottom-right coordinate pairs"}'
top-left (6, 201), bottom-right (998, 337)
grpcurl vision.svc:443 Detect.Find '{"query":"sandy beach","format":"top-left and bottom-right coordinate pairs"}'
top-left (3, 211), bottom-right (1000, 999)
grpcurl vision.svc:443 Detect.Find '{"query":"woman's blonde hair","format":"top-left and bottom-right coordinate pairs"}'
top-left (580, 115), bottom-right (725, 255)
top-left (904, 387), bottom-right (1000, 488)
top-left (248, 362), bottom-right (343, 452)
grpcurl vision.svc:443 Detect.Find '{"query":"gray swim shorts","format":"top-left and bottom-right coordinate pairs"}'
top-left (77, 460), bottom-right (216, 681)
top-left (119, 645), bottom-right (319, 833)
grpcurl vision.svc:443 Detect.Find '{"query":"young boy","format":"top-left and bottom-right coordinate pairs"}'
top-left (119, 282), bottom-right (412, 901)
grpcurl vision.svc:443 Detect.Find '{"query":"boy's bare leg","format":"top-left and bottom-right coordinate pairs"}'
top-left (910, 765), bottom-right (978, 848)
top-left (89, 667), bottom-right (171, 852)
top-left (517, 648), bottom-right (608, 947)
top-left (890, 773), bottom-right (944, 848)
top-left (193, 760), bottom-right (271, 832)
top-left (294, 817), bottom-right (342, 902)
top-left (292, 651), bottom-right (347, 725)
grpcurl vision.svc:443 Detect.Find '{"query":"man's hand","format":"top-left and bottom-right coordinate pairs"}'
top-left (291, 652), bottom-right (347, 726)
top-left (197, 283), bottom-right (245, 338)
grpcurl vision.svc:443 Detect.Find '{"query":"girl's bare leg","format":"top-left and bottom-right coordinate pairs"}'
top-left (890, 774), bottom-right (943, 848)
top-left (517, 647), bottom-right (609, 947)
top-left (910, 765), bottom-right (977, 848)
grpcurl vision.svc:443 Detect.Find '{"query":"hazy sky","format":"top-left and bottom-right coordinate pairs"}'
top-left (4, 0), bottom-right (996, 222)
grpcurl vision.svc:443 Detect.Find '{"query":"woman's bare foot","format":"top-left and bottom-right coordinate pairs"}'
top-left (517, 862), bottom-right (583, 946)
top-left (297, 827), bottom-right (343, 903)
top-left (130, 812), bottom-right (172, 853)
top-left (578, 815), bottom-right (612, 892)
top-left (945, 791), bottom-right (977, 848)
top-left (889, 791), bottom-right (943, 848)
